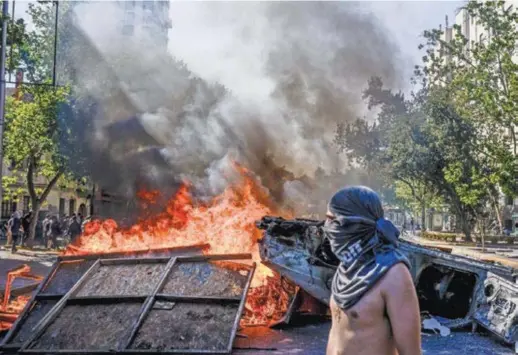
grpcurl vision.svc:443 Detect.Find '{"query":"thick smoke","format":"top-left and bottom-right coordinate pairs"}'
top-left (59, 1), bottom-right (403, 214)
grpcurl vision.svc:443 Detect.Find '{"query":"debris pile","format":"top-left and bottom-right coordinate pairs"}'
top-left (1, 249), bottom-right (253, 355)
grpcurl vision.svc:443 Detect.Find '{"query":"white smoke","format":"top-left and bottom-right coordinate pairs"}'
top-left (61, 1), bottom-right (403, 207)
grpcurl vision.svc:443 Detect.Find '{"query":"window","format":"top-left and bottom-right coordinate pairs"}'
top-left (122, 24), bottom-right (134, 36)
top-left (124, 10), bottom-right (135, 24)
top-left (23, 196), bottom-right (30, 213)
top-left (144, 13), bottom-right (154, 24)
top-left (69, 199), bottom-right (76, 216)
top-left (2, 201), bottom-right (9, 219)
top-left (506, 195), bottom-right (514, 206)
top-left (143, 1), bottom-right (154, 11)
top-left (59, 198), bottom-right (65, 217)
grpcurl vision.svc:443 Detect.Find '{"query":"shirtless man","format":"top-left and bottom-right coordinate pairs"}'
top-left (324, 186), bottom-right (421, 355)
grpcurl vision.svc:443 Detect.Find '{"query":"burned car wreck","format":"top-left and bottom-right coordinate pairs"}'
top-left (257, 216), bottom-right (518, 348)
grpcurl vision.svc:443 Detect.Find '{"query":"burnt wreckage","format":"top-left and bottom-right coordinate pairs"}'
top-left (257, 216), bottom-right (518, 348)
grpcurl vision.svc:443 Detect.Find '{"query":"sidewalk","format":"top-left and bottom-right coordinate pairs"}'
top-left (404, 233), bottom-right (518, 269)
top-left (0, 247), bottom-right (57, 296)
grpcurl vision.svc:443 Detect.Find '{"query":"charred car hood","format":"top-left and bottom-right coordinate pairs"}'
top-left (257, 216), bottom-right (518, 346)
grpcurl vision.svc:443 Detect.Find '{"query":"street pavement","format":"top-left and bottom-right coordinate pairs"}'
top-left (0, 246), bottom-right (56, 293)
top-left (0, 246), bottom-right (516, 354)
top-left (235, 322), bottom-right (515, 354)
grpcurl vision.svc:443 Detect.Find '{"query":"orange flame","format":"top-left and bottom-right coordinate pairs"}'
top-left (64, 163), bottom-right (294, 325)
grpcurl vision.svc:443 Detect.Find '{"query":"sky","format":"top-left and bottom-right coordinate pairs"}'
top-left (10, 0), bottom-right (463, 85)
top-left (365, 1), bottom-right (463, 82)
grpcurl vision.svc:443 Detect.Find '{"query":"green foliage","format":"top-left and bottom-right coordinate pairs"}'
top-left (4, 84), bottom-right (69, 174)
top-left (418, 0), bottom-right (518, 198)
top-left (0, 2), bottom-right (87, 240)
top-left (335, 76), bottom-right (487, 239)
top-left (336, 1), bottom-right (518, 239)
top-left (421, 231), bottom-right (464, 243)
top-left (395, 180), bottom-right (443, 214)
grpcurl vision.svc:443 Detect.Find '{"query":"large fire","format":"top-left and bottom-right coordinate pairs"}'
top-left (63, 163), bottom-right (293, 325)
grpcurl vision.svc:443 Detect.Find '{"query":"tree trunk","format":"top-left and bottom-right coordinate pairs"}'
top-left (26, 200), bottom-right (40, 248)
top-left (421, 202), bottom-right (426, 231)
top-left (490, 193), bottom-right (503, 233)
top-left (26, 155), bottom-right (64, 246)
top-left (460, 212), bottom-right (473, 242)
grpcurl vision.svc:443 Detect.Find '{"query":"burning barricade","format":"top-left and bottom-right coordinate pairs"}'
top-left (4, 164), bottom-right (518, 353)
top-left (0, 164), bottom-right (301, 354)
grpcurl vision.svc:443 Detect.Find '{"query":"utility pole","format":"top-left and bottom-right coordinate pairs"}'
top-left (0, 0), bottom-right (9, 217)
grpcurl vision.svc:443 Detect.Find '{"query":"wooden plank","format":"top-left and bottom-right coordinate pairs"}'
top-left (18, 259), bottom-right (102, 352)
top-left (119, 257), bottom-right (178, 351)
top-left (67, 296), bottom-right (148, 305)
top-left (18, 255), bottom-right (256, 355)
top-left (76, 263), bottom-right (167, 297)
top-left (100, 257), bottom-right (170, 266)
top-left (177, 253), bottom-right (252, 262)
top-left (128, 302), bottom-right (241, 353)
top-left (155, 295), bottom-right (242, 303)
top-left (40, 259), bottom-right (97, 295)
top-left (161, 260), bottom-right (250, 298)
top-left (23, 303), bottom-right (142, 351)
top-left (0, 259), bottom-right (60, 348)
top-left (35, 294), bottom-right (63, 300)
top-left (227, 262), bottom-right (256, 354)
top-left (123, 350), bottom-right (229, 354)
top-left (57, 243), bottom-right (210, 262)
top-left (21, 349), bottom-right (229, 355)
top-left (21, 350), bottom-right (113, 354)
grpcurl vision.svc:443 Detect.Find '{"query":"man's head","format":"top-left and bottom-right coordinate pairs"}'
top-left (325, 186), bottom-right (399, 247)
top-left (327, 186), bottom-right (383, 221)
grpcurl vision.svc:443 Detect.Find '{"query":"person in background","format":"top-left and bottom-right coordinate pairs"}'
top-left (8, 211), bottom-right (22, 253)
top-left (81, 215), bottom-right (92, 233)
top-left (46, 215), bottom-right (61, 250)
top-left (42, 215), bottom-right (50, 247)
top-left (68, 215), bottom-right (82, 243)
top-left (21, 210), bottom-right (32, 246)
top-left (324, 186), bottom-right (421, 355)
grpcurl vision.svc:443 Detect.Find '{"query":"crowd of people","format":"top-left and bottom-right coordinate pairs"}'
top-left (6, 211), bottom-right (86, 253)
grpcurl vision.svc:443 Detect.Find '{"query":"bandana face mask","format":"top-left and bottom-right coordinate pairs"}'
top-left (323, 186), bottom-right (410, 310)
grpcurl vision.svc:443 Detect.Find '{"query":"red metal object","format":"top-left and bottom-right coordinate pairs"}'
top-left (1, 265), bottom-right (42, 312)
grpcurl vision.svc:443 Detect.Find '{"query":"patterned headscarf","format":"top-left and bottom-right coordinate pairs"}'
top-left (323, 186), bottom-right (410, 310)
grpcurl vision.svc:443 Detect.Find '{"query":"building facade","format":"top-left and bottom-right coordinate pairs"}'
top-left (118, 0), bottom-right (171, 47)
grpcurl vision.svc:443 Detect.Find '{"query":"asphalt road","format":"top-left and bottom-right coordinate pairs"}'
top-left (235, 322), bottom-right (515, 355)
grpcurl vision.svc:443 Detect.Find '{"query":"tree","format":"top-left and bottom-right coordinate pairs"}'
top-left (3, 84), bottom-right (73, 243)
top-left (417, 0), bottom-right (518, 228)
top-left (335, 77), bottom-right (490, 241)
top-left (1, 2), bottom-right (86, 244)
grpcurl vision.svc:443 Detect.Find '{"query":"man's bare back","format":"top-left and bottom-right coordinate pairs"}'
top-left (327, 263), bottom-right (421, 355)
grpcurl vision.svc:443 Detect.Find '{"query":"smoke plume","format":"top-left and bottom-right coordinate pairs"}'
top-left (58, 1), bottom-right (403, 214)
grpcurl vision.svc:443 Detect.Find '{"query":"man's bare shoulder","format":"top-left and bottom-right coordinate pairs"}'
top-left (379, 263), bottom-right (414, 296)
